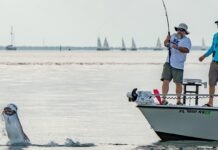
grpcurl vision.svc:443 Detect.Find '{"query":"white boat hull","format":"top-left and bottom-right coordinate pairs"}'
top-left (138, 105), bottom-right (218, 141)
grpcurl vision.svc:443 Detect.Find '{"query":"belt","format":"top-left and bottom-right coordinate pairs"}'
top-left (212, 60), bottom-right (218, 64)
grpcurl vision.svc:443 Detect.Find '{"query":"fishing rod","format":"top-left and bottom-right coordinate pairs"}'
top-left (162, 0), bottom-right (170, 36)
top-left (161, 0), bottom-right (171, 65)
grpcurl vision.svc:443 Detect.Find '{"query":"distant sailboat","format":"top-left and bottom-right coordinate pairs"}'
top-left (96, 37), bottom-right (102, 50)
top-left (201, 38), bottom-right (207, 50)
top-left (6, 26), bottom-right (17, 50)
top-left (103, 37), bottom-right (110, 50)
top-left (130, 38), bottom-right (137, 51)
top-left (153, 37), bottom-right (163, 50)
top-left (121, 38), bottom-right (126, 50)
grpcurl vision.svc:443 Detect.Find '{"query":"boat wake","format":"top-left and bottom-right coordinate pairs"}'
top-left (135, 141), bottom-right (218, 150)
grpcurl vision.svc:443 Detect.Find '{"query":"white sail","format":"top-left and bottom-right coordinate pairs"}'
top-left (6, 26), bottom-right (17, 50)
top-left (156, 38), bottom-right (162, 48)
top-left (11, 26), bottom-right (15, 46)
top-left (131, 38), bottom-right (137, 50)
top-left (103, 38), bottom-right (110, 50)
top-left (154, 37), bottom-right (163, 50)
top-left (201, 38), bottom-right (207, 50)
top-left (97, 37), bottom-right (102, 50)
top-left (121, 38), bottom-right (126, 50)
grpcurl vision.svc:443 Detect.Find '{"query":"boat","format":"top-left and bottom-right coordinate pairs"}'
top-left (96, 37), bottom-right (102, 50)
top-left (102, 37), bottom-right (110, 50)
top-left (121, 38), bottom-right (126, 51)
top-left (6, 45), bottom-right (17, 50)
top-left (130, 38), bottom-right (137, 51)
top-left (6, 26), bottom-right (17, 50)
top-left (127, 79), bottom-right (218, 141)
top-left (153, 37), bottom-right (163, 50)
top-left (201, 38), bottom-right (207, 50)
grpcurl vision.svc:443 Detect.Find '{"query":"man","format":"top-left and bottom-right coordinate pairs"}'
top-left (199, 20), bottom-right (218, 107)
top-left (161, 23), bottom-right (192, 105)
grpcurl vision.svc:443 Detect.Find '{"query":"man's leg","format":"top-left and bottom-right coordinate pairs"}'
top-left (161, 63), bottom-right (172, 104)
top-left (176, 83), bottom-right (182, 103)
top-left (208, 62), bottom-right (217, 106)
top-left (162, 80), bottom-right (170, 101)
top-left (208, 86), bottom-right (215, 106)
top-left (172, 68), bottom-right (183, 105)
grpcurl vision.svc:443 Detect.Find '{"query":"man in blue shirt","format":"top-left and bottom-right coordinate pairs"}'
top-left (199, 20), bottom-right (218, 107)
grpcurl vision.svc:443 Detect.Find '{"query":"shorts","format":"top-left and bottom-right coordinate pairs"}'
top-left (161, 62), bottom-right (183, 84)
top-left (209, 62), bottom-right (218, 86)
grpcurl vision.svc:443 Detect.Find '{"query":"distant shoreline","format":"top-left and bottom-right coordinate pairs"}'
top-left (0, 46), bottom-right (208, 50)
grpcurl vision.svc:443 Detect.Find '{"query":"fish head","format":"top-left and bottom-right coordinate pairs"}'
top-left (3, 104), bottom-right (17, 116)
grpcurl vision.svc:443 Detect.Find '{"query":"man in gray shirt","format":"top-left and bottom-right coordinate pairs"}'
top-left (161, 23), bottom-right (192, 105)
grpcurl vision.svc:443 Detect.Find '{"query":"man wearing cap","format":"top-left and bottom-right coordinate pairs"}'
top-left (199, 20), bottom-right (218, 107)
top-left (161, 23), bottom-right (192, 105)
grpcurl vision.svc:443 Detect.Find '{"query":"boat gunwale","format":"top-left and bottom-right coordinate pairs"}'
top-left (137, 105), bottom-right (218, 111)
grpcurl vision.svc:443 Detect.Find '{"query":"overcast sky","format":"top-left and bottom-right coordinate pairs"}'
top-left (0, 0), bottom-right (217, 47)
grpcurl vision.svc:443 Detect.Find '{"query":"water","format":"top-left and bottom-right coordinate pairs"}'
top-left (0, 50), bottom-right (217, 150)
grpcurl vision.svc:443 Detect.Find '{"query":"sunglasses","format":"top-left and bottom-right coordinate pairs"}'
top-left (177, 28), bottom-right (186, 32)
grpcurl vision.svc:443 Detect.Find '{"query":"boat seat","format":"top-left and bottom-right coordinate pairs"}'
top-left (182, 79), bottom-right (203, 105)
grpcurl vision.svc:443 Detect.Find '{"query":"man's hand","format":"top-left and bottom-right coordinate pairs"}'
top-left (199, 55), bottom-right (205, 62)
top-left (164, 35), bottom-right (171, 47)
top-left (165, 35), bottom-right (170, 42)
top-left (172, 44), bottom-right (178, 49)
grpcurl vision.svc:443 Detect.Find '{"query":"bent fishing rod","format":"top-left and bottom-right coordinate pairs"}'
top-left (162, 0), bottom-right (171, 65)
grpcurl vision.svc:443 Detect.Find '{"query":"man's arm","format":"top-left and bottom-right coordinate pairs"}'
top-left (172, 37), bottom-right (190, 53)
top-left (199, 46), bottom-right (214, 62)
top-left (178, 47), bottom-right (189, 53)
top-left (199, 35), bottom-right (215, 62)
top-left (171, 44), bottom-right (189, 53)
top-left (204, 45), bottom-right (214, 57)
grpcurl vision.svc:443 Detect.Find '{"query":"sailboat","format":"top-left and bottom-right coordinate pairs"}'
top-left (102, 37), bottom-right (110, 50)
top-left (201, 38), bottom-right (207, 50)
top-left (153, 37), bottom-right (163, 50)
top-left (96, 37), bottom-right (102, 50)
top-left (6, 26), bottom-right (17, 50)
top-left (130, 38), bottom-right (137, 51)
top-left (121, 38), bottom-right (126, 51)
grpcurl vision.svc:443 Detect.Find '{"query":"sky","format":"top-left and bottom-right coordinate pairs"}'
top-left (0, 0), bottom-right (217, 47)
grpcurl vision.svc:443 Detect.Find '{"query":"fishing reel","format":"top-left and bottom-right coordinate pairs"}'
top-left (127, 88), bottom-right (138, 102)
top-left (127, 88), bottom-right (154, 105)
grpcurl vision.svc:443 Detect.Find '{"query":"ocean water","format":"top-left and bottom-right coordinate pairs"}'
top-left (0, 50), bottom-right (216, 150)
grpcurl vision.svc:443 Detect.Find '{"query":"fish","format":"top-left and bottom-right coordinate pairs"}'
top-left (2, 104), bottom-right (30, 145)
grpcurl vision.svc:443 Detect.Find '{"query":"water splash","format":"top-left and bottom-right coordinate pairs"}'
top-left (33, 138), bottom-right (95, 147)
top-left (46, 141), bottom-right (60, 147)
top-left (64, 138), bottom-right (94, 147)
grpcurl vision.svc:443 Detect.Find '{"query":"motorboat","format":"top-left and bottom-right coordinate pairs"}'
top-left (127, 79), bottom-right (218, 141)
